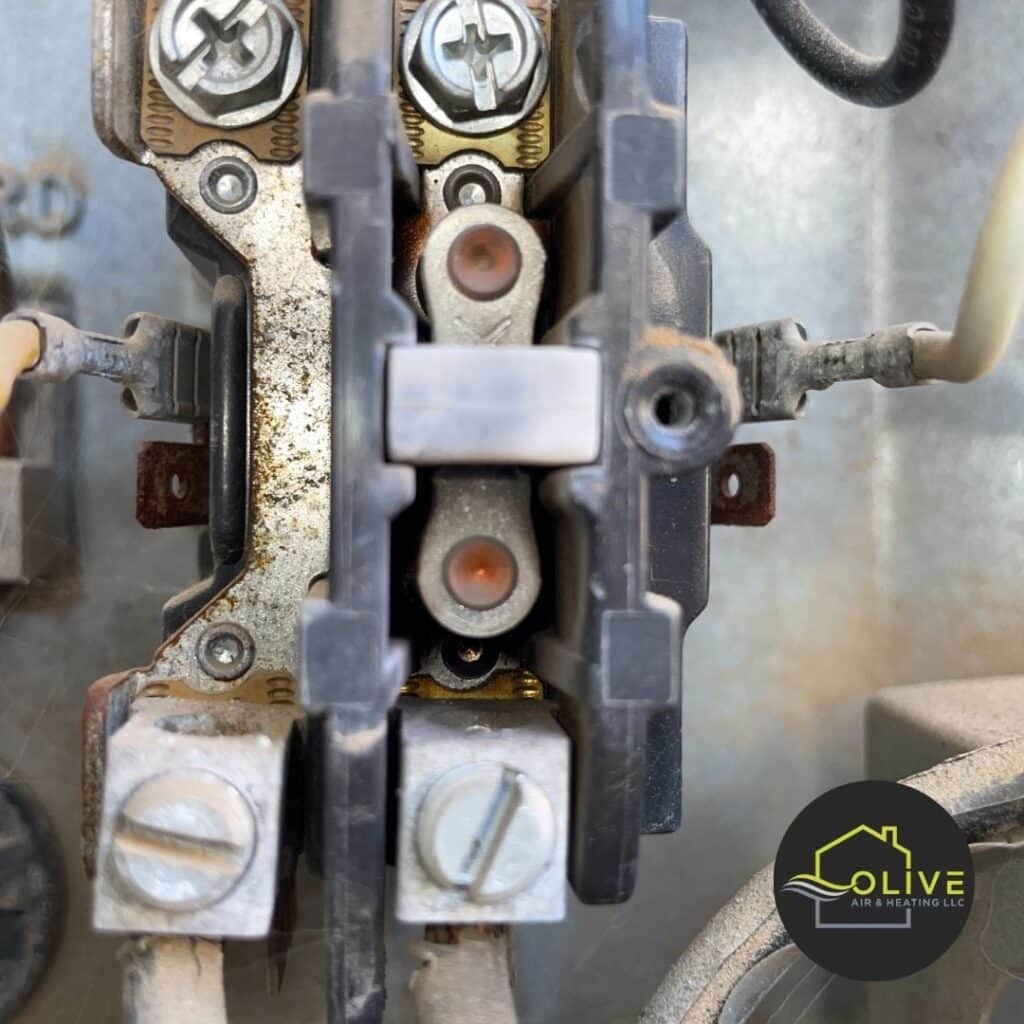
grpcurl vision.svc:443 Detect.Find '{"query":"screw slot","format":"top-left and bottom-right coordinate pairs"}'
top-left (416, 762), bottom-right (556, 903)
top-left (111, 770), bottom-right (256, 911)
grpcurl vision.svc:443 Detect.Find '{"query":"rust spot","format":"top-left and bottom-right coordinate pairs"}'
top-left (711, 443), bottom-right (776, 527)
top-left (136, 440), bottom-right (209, 529)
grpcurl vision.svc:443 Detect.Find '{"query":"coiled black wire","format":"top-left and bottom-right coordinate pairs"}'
top-left (750, 0), bottom-right (955, 107)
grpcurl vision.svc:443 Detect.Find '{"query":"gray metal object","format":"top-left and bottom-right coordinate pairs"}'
top-left (199, 156), bottom-right (258, 214)
top-left (149, 0), bottom-right (304, 129)
top-left (642, 737), bottom-right (1024, 1024)
top-left (420, 202), bottom-right (545, 346)
top-left (0, 460), bottom-right (59, 583)
top-left (397, 701), bottom-right (569, 923)
top-left (624, 336), bottom-right (741, 471)
top-left (401, 0), bottom-right (549, 136)
top-left (868, 675), bottom-right (1024, 788)
top-left (110, 769), bottom-right (256, 911)
top-left (418, 471), bottom-right (541, 638)
top-left (195, 622), bottom-right (256, 681)
top-left (416, 762), bottom-right (556, 902)
top-left (386, 345), bottom-right (601, 466)
top-left (8, 309), bottom-right (209, 423)
top-left (715, 317), bottom-right (933, 421)
top-left (397, 152), bottom-right (524, 321)
top-left (93, 698), bottom-right (298, 938)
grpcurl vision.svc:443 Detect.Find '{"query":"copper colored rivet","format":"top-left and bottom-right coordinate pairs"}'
top-left (443, 536), bottom-right (518, 610)
top-left (447, 225), bottom-right (522, 301)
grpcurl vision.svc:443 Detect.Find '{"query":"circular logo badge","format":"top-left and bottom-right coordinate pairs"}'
top-left (774, 780), bottom-right (974, 981)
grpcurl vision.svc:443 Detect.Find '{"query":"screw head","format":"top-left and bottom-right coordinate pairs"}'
top-left (150, 0), bottom-right (305, 129)
top-left (416, 762), bottom-right (555, 902)
top-left (199, 156), bottom-right (258, 214)
top-left (402, 0), bottom-right (549, 136)
top-left (111, 770), bottom-right (256, 911)
top-left (196, 622), bottom-right (255, 680)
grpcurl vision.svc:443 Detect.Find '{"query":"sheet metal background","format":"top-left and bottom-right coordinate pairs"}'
top-left (1, 0), bottom-right (1022, 1020)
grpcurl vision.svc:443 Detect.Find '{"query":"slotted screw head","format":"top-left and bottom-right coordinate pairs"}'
top-left (150, 0), bottom-right (305, 128)
top-left (111, 770), bottom-right (256, 911)
top-left (402, 0), bottom-right (549, 136)
top-left (416, 762), bottom-right (555, 902)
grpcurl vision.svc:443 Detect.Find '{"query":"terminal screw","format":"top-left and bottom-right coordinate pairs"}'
top-left (416, 762), bottom-right (555, 902)
top-left (150, 0), bottom-right (305, 128)
top-left (401, 0), bottom-right (549, 136)
top-left (111, 770), bottom-right (256, 911)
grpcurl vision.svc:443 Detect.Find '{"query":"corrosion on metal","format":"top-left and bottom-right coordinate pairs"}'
top-left (136, 439), bottom-right (209, 529)
top-left (139, 0), bottom-right (311, 162)
top-left (393, 0), bottom-right (551, 169)
top-left (710, 442), bottom-right (776, 527)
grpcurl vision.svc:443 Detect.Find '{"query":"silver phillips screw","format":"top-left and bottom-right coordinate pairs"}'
top-left (416, 762), bottom-right (556, 902)
top-left (149, 0), bottom-right (305, 128)
top-left (111, 770), bottom-right (257, 911)
top-left (402, 0), bottom-right (549, 136)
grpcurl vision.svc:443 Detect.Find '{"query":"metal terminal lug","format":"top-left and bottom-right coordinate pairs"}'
top-left (398, 702), bottom-right (569, 923)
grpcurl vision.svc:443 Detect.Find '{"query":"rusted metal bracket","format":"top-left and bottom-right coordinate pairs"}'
top-left (710, 443), bottom-right (776, 527)
top-left (136, 440), bottom-right (209, 529)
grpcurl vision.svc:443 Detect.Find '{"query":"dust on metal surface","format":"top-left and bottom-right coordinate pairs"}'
top-left (136, 440), bottom-right (209, 529)
top-left (710, 442), bottom-right (776, 527)
top-left (124, 148), bottom-right (331, 695)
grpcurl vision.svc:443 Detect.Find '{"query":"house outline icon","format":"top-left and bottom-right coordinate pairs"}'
top-left (814, 824), bottom-right (913, 930)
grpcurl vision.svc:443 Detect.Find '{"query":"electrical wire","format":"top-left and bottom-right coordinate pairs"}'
top-left (912, 124), bottom-right (1024, 383)
top-left (0, 320), bottom-right (41, 415)
top-left (750, 0), bottom-right (955, 108)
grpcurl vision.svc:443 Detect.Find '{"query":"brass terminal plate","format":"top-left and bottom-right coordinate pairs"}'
top-left (394, 0), bottom-right (552, 169)
top-left (402, 670), bottom-right (544, 701)
top-left (140, 0), bottom-right (311, 162)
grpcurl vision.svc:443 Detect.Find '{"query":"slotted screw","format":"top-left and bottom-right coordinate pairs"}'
top-left (416, 762), bottom-right (555, 902)
top-left (111, 770), bottom-right (256, 911)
